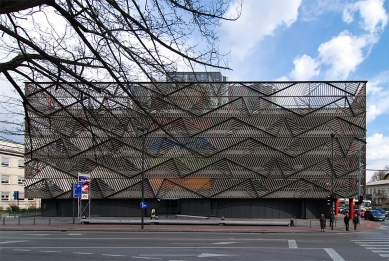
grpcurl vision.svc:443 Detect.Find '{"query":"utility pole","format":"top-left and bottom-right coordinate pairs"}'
top-left (358, 139), bottom-right (361, 224)
top-left (331, 133), bottom-right (335, 230)
top-left (137, 126), bottom-right (146, 229)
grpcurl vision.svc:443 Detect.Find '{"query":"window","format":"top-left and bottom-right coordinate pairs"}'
top-left (1, 157), bottom-right (9, 167)
top-left (18, 160), bottom-right (24, 168)
top-left (18, 192), bottom-right (25, 200)
top-left (1, 175), bottom-right (9, 184)
top-left (18, 176), bottom-right (24, 185)
top-left (1, 192), bottom-right (9, 201)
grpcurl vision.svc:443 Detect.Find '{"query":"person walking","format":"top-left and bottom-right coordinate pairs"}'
top-left (329, 212), bottom-right (334, 228)
top-left (353, 213), bottom-right (358, 230)
top-left (344, 213), bottom-right (350, 231)
top-left (320, 214), bottom-right (326, 232)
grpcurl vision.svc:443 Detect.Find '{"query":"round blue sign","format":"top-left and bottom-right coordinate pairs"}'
top-left (140, 201), bottom-right (148, 209)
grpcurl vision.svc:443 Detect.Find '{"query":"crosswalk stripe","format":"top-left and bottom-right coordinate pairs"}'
top-left (360, 244), bottom-right (389, 246)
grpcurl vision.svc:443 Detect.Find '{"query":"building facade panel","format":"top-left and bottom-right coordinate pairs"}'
top-left (25, 81), bottom-right (366, 218)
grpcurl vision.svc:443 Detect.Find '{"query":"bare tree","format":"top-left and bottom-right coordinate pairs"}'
top-left (370, 165), bottom-right (389, 181)
top-left (0, 0), bottom-right (241, 139)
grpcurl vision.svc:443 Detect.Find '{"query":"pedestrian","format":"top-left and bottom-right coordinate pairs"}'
top-left (344, 213), bottom-right (350, 231)
top-left (319, 214), bottom-right (326, 232)
top-left (353, 213), bottom-right (358, 230)
top-left (329, 213), bottom-right (334, 227)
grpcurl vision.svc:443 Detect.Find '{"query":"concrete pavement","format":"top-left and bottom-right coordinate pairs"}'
top-left (0, 214), bottom-right (384, 233)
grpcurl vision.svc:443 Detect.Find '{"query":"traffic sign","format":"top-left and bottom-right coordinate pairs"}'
top-left (140, 201), bottom-right (148, 209)
top-left (73, 184), bottom-right (82, 198)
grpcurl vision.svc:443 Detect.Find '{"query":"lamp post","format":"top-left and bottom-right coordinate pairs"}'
top-left (330, 133), bottom-right (335, 230)
top-left (137, 126), bottom-right (146, 229)
top-left (357, 137), bottom-right (366, 224)
top-left (358, 139), bottom-right (361, 225)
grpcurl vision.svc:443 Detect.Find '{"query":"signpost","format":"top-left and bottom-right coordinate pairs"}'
top-left (77, 173), bottom-right (91, 219)
top-left (140, 201), bottom-right (148, 209)
top-left (72, 184), bottom-right (82, 223)
top-left (73, 184), bottom-right (82, 198)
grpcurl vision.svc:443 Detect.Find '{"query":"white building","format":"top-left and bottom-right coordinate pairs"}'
top-left (0, 140), bottom-right (40, 210)
top-left (366, 174), bottom-right (389, 206)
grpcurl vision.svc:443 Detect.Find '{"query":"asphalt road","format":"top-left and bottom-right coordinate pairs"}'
top-left (1, 223), bottom-right (389, 261)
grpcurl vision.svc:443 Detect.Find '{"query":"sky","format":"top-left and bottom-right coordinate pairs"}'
top-left (216, 0), bottom-right (389, 182)
top-left (0, 0), bottom-right (388, 182)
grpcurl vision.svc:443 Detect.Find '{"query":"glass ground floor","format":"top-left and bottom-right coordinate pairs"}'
top-left (41, 198), bottom-right (331, 219)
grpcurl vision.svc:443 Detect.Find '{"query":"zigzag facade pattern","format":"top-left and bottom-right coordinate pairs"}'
top-left (24, 81), bottom-right (366, 202)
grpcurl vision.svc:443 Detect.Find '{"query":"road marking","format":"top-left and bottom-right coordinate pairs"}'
top-left (379, 254), bottom-right (389, 257)
top-left (69, 233), bottom-right (82, 236)
top-left (132, 257), bottom-right (161, 260)
top-left (372, 250), bottom-right (389, 253)
top-left (359, 243), bottom-right (389, 246)
top-left (366, 247), bottom-right (389, 249)
top-left (213, 242), bottom-right (239, 245)
top-left (40, 250), bottom-right (61, 253)
top-left (74, 252), bottom-right (93, 255)
top-left (13, 249), bottom-right (30, 252)
top-left (25, 234), bottom-right (51, 236)
top-left (0, 241), bottom-right (26, 244)
top-left (102, 254), bottom-right (126, 257)
top-left (352, 240), bottom-right (389, 242)
top-left (198, 253), bottom-right (238, 257)
top-left (324, 248), bottom-right (345, 261)
top-left (288, 240), bottom-right (298, 248)
top-left (138, 253), bottom-right (238, 258)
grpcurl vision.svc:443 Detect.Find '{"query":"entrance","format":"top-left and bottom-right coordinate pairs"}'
top-left (159, 199), bottom-right (181, 217)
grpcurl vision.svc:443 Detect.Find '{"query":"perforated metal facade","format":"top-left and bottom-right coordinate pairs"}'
top-left (24, 81), bottom-right (366, 212)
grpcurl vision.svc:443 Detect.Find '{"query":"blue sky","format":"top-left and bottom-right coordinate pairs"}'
top-left (0, 0), bottom-right (387, 182)
top-left (215, 0), bottom-right (389, 181)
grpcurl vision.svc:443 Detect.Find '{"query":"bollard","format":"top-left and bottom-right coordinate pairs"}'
top-left (18, 217), bottom-right (20, 225)
top-left (290, 217), bottom-right (294, 226)
top-left (310, 220), bottom-right (311, 228)
top-left (2, 217), bottom-right (5, 225)
top-left (33, 218), bottom-right (35, 225)
top-left (49, 217), bottom-right (51, 225)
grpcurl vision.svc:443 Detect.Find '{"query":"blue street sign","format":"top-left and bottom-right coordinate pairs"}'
top-left (140, 201), bottom-right (148, 209)
top-left (73, 184), bottom-right (82, 198)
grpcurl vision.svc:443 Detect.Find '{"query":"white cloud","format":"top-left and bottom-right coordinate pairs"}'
top-left (367, 104), bottom-right (382, 123)
top-left (367, 133), bottom-right (389, 160)
top-left (343, 0), bottom-right (388, 34)
top-left (281, 0), bottom-right (388, 81)
top-left (301, 0), bottom-right (346, 22)
top-left (289, 54), bottom-right (320, 80)
top-left (366, 70), bottom-right (389, 123)
top-left (275, 76), bottom-right (290, 81)
top-left (366, 133), bottom-right (389, 180)
top-left (222, 0), bottom-right (302, 60)
top-left (318, 31), bottom-right (372, 80)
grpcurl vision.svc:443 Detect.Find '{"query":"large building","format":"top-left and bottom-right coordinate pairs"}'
top-left (0, 140), bottom-right (40, 210)
top-left (24, 79), bottom-right (366, 218)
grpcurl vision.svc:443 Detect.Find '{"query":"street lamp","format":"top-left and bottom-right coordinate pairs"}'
top-left (330, 133), bottom-right (335, 230)
top-left (137, 126), bottom-right (146, 229)
top-left (357, 137), bottom-right (366, 224)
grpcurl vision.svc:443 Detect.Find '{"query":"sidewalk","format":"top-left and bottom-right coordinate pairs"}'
top-left (0, 215), bottom-right (383, 233)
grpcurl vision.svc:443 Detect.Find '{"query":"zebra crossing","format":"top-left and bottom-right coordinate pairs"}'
top-left (378, 225), bottom-right (389, 230)
top-left (352, 237), bottom-right (389, 260)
